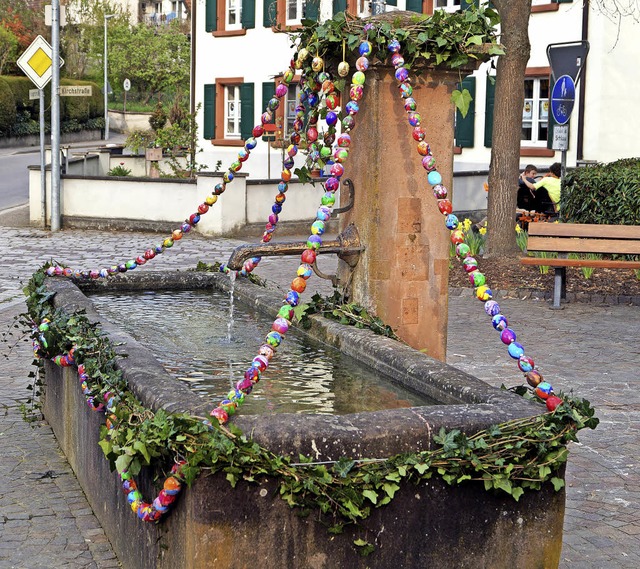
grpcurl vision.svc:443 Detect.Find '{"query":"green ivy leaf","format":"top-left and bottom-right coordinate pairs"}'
top-left (383, 482), bottom-right (400, 499)
top-left (451, 88), bottom-right (473, 118)
top-left (362, 489), bottom-right (378, 505)
top-left (550, 477), bottom-right (565, 491)
top-left (115, 454), bottom-right (132, 475)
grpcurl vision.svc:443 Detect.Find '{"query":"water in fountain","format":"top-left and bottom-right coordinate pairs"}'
top-left (89, 290), bottom-right (438, 416)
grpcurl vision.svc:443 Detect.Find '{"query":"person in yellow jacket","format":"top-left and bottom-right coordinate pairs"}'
top-left (520, 162), bottom-right (561, 213)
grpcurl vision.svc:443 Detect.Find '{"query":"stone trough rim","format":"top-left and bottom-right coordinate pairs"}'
top-left (46, 270), bottom-right (542, 460)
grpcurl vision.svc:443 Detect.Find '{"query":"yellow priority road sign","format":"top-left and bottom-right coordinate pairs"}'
top-left (16, 35), bottom-right (65, 90)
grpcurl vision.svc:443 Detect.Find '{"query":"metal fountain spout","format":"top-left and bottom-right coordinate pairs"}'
top-left (225, 223), bottom-right (363, 287)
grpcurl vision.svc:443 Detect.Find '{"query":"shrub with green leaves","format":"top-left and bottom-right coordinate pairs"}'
top-left (0, 77), bottom-right (16, 135)
top-left (562, 158), bottom-right (640, 225)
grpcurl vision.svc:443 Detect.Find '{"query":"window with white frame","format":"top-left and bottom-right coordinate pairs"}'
top-left (284, 84), bottom-right (301, 136)
top-left (227, 0), bottom-right (243, 29)
top-left (225, 85), bottom-right (242, 138)
top-left (434, 0), bottom-right (461, 12)
top-left (522, 77), bottom-right (549, 145)
top-left (286, 0), bottom-right (306, 24)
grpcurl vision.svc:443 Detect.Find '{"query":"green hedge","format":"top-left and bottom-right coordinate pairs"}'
top-left (562, 158), bottom-right (640, 225)
top-left (0, 78), bottom-right (17, 136)
top-left (0, 75), bottom-right (104, 138)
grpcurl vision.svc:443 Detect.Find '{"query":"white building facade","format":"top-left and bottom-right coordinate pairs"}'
top-left (192, 0), bottom-right (640, 206)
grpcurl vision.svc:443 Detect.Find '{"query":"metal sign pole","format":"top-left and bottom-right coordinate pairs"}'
top-left (50, 0), bottom-right (61, 232)
top-left (39, 89), bottom-right (46, 227)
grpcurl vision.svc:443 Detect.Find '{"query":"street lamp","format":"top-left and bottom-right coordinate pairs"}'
top-left (104, 14), bottom-right (115, 140)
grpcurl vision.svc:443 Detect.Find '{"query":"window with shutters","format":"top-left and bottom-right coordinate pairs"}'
top-left (264, 0), bottom-right (318, 29)
top-left (208, 78), bottom-right (252, 146)
top-left (522, 77), bottom-right (549, 146)
top-left (208, 0), bottom-right (254, 37)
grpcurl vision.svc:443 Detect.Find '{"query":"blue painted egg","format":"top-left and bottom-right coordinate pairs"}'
top-left (492, 314), bottom-right (508, 331)
top-left (508, 341), bottom-right (525, 359)
top-left (445, 214), bottom-right (459, 230)
top-left (427, 171), bottom-right (442, 185)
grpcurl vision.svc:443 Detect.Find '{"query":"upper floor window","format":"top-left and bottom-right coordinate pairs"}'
top-left (522, 77), bottom-right (549, 145)
top-left (227, 0), bottom-right (243, 30)
top-left (287, 0), bottom-right (306, 24)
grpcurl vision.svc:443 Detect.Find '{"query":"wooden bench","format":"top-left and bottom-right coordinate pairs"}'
top-left (521, 223), bottom-right (640, 308)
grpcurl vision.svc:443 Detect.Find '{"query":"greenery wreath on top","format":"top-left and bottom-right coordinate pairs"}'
top-left (287, 6), bottom-right (503, 117)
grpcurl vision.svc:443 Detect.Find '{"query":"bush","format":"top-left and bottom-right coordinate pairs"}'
top-left (0, 75), bottom-right (104, 138)
top-left (149, 102), bottom-right (167, 131)
top-left (562, 158), bottom-right (640, 225)
top-left (0, 78), bottom-right (17, 135)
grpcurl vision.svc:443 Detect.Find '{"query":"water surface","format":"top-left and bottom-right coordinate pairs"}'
top-left (89, 290), bottom-right (437, 415)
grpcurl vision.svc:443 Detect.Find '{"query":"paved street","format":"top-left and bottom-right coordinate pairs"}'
top-left (0, 209), bottom-right (638, 568)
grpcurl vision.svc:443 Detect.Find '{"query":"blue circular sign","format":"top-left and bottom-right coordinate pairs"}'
top-left (551, 75), bottom-right (576, 126)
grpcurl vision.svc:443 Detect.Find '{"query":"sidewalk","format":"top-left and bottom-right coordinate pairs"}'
top-left (0, 218), bottom-right (638, 568)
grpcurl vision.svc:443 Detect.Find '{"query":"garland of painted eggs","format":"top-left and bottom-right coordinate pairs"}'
top-left (31, 322), bottom-right (187, 523)
top-left (35, 35), bottom-right (565, 522)
top-left (208, 48), bottom-right (369, 424)
top-left (381, 42), bottom-right (563, 413)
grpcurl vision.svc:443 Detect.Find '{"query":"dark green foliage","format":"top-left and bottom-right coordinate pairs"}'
top-left (149, 102), bottom-right (168, 131)
top-left (0, 77), bottom-right (17, 135)
top-left (562, 158), bottom-right (640, 225)
top-left (0, 75), bottom-right (104, 138)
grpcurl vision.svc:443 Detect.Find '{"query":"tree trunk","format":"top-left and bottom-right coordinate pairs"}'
top-left (485, 0), bottom-right (532, 258)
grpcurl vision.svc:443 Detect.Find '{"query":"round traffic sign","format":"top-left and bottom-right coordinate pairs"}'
top-left (123, 78), bottom-right (131, 92)
top-left (550, 75), bottom-right (575, 126)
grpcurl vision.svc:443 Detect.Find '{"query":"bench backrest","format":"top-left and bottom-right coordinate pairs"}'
top-left (527, 223), bottom-right (640, 255)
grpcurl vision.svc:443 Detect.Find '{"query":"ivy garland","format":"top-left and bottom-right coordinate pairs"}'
top-left (18, 266), bottom-right (598, 539)
top-left (288, 7), bottom-right (503, 116)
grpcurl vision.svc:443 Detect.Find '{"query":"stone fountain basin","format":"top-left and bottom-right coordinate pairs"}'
top-left (41, 272), bottom-right (564, 569)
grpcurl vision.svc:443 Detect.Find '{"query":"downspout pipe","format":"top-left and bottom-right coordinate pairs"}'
top-left (577, 0), bottom-right (589, 161)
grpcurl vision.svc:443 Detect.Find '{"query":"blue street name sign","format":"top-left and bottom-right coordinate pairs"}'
top-left (551, 75), bottom-right (576, 126)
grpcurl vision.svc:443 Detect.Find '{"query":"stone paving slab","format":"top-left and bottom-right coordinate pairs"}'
top-left (0, 222), bottom-right (638, 567)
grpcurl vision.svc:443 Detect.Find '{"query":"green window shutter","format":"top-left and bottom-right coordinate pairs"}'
top-left (484, 75), bottom-right (496, 148)
top-left (333, 0), bottom-right (347, 15)
top-left (386, 0), bottom-right (397, 5)
top-left (555, 0), bottom-right (573, 4)
top-left (203, 84), bottom-right (215, 140)
top-left (262, 82), bottom-right (275, 115)
top-left (305, 0), bottom-right (320, 20)
top-left (205, 0), bottom-right (217, 32)
top-left (264, 0), bottom-right (277, 26)
top-left (240, 83), bottom-right (255, 141)
top-left (242, 0), bottom-right (255, 29)
top-left (406, 0), bottom-right (422, 13)
top-left (455, 76), bottom-right (476, 148)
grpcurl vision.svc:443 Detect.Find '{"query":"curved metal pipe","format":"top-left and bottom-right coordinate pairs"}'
top-left (226, 223), bottom-right (363, 271)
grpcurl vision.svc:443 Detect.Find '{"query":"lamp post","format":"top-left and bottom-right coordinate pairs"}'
top-left (104, 13), bottom-right (115, 140)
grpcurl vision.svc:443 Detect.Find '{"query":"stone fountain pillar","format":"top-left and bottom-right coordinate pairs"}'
top-left (339, 64), bottom-right (459, 361)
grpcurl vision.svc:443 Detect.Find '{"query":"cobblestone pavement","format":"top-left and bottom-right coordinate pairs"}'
top-left (0, 218), bottom-right (638, 568)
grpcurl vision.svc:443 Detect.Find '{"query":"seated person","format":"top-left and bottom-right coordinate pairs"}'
top-left (520, 162), bottom-right (561, 214)
top-left (517, 164), bottom-right (538, 210)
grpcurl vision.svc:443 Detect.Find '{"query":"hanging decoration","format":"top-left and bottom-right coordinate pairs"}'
top-left (32, 9), bottom-right (571, 524)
